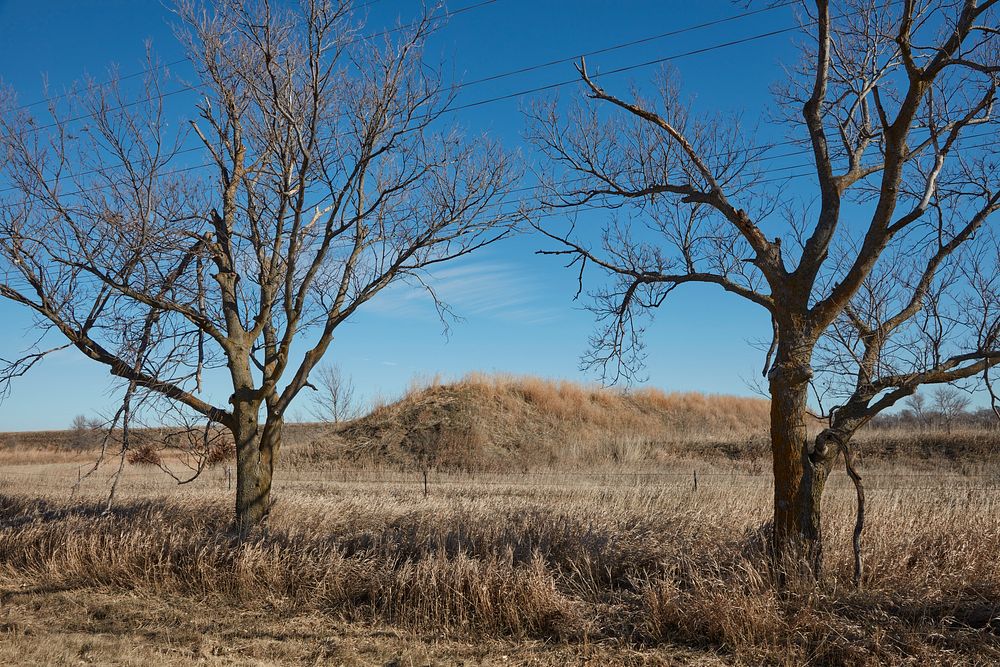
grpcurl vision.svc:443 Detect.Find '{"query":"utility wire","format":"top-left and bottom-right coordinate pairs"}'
top-left (1, 0), bottom-right (965, 195)
top-left (449, 23), bottom-right (805, 112)
top-left (2, 1), bottom-right (991, 215)
top-left (455, 0), bottom-right (798, 89)
top-left (0, 0), bottom-right (805, 190)
top-left (11, 0), bottom-right (400, 112)
top-left (8, 0), bottom-right (796, 137)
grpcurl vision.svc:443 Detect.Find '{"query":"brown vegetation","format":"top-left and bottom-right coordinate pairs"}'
top-left (125, 442), bottom-right (163, 467)
top-left (1, 375), bottom-right (998, 663)
top-left (1, 472), bottom-right (999, 664)
top-left (3, 376), bottom-right (997, 474)
top-left (288, 374), bottom-right (772, 471)
top-left (285, 375), bottom-right (1000, 474)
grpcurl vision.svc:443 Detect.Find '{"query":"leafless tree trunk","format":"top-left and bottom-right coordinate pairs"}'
top-left (528, 0), bottom-right (999, 577)
top-left (0, 0), bottom-right (520, 531)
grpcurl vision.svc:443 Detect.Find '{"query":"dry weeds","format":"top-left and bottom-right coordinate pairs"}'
top-left (2, 376), bottom-right (999, 664)
top-left (287, 375), bottom-right (774, 471)
top-left (1, 470), bottom-right (999, 665)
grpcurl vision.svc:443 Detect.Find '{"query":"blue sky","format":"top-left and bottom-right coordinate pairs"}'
top-left (0, 0), bottom-right (806, 430)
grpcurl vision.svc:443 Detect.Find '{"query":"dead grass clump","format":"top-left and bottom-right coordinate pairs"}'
top-left (643, 564), bottom-right (784, 649)
top-left (373, 551), bottom-right (581, 638)
top-left (205, 437), bottom-right (236, 466)
top-left (126, 442), bottom-right (162, 466)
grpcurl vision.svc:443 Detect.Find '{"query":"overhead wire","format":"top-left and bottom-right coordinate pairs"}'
top-left (2, 0), bottom-right (988, 202)
top-left (6, 0), bottom-right (799, 138)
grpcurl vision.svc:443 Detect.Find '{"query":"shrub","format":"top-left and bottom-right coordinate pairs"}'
top-left (126, 443), bottom-right (161, 466)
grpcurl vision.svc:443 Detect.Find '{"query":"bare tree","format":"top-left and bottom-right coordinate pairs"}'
top-left (308, 364), bottom-right (358, 423)
top-left (528, 0), bottom-right (999, 576)
top-left (903, 393), bottom-right (929, 430)
top-left (932, 386), bottom-right (973, 433)
top-left (69, 414), bottom-right (101, 451)
top-left (0, 0), bottom-right (520, 529)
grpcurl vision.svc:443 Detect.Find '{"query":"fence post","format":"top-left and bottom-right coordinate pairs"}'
top-left (693, 470), bottom-right (698, 492)
top-left (423, 469), bottom-right (429, 497)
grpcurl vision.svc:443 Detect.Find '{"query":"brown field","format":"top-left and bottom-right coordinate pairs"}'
top-left (2, 376), bottom-right (1000, 665)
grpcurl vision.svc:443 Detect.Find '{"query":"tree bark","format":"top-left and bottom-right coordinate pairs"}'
top-left (232, 399), bottom-right (278, 532)
top-left (768, 335), bottom-right (833, 579)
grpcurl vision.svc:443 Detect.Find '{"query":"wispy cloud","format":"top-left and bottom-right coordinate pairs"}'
top-left (366, 259), bottom-right (557, 324)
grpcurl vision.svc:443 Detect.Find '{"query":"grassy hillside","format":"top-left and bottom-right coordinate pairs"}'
top-left (284, 374), bottom-right (773, 471)
top-left (3, 374), bottom-right (998, 472)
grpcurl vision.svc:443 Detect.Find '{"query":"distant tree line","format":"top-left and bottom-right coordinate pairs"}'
top-left (868, 388), bottom-right (998, 433)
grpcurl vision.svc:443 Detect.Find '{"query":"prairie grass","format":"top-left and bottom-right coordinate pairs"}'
top-left (2, 376), bottom-right (1000, 664)
top-left (5, 375), bottom-right (998, 473)
top-left (288, 374), bottom-right (775, 471)
top-left (1, 470), bottom-right (999, 664)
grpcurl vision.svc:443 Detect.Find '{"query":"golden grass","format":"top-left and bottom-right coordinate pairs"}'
top-left (4, 375), bottom-right (998, 474)
top-left (2, 465), bottom-right (999, 665)
top-left (2, 375), bottom-right (1000, 663)
top-left (0, 447), bottom-right (93, 467)
top-left (291, 374), bottom-right (774, 471)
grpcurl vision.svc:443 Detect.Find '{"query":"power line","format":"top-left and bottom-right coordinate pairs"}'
top-left (2, 0), bottom-right (933, 196)
top-left (449, 23), bottom-right (805, 112)
top-left (8, 0), bottom-right (796, 139)
top-left (12, 0), bottom-right (796, 117)
top-left (5, 2), bottom-right (981, 195)
top-left (455, 0), bottom-right (798, 89)
top-left (0, 2), bottom-right (991, 220)
top-left (0, 2), bottom-right (806, 191)
top-left (450, 0), bottom-right (909, 111)
top-left (11, 0), bottom-right (402, 112)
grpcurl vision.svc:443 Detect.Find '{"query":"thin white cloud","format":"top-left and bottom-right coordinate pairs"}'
top-left (366, 259), bottom-right (557, 324)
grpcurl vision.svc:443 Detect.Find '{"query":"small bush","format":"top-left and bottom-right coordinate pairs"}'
top-left (126, 443), bottom-right (161, 466)
top-left (205, 437), bottom-right (235, 466)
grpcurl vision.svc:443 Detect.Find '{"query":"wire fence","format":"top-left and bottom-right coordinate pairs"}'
top-left (2, 464), bottom-right (999, 494)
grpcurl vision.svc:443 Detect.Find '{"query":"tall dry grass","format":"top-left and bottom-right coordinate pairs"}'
top-left (285, 373), bottom-right (774, 471)
top-left (280, 373), bottom-right (1000, 475)
top-left (2, 472), bottom-right (999, 664)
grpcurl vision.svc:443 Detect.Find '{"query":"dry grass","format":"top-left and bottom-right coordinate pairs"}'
top-left (1, 467), bottom-right (999, 665)
top-left (281, 375), bottom-right (1000, 473)
top-left (0, 587), bottom-right (719, 666)
top-left (2, 375), bottom-right (1000, 664)
top-left (283, 374), bottom-right (774, 471)
top-left (0, 447), bottom-right (93, 467)
top-left (5, 375), bottom-right (998, 474)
